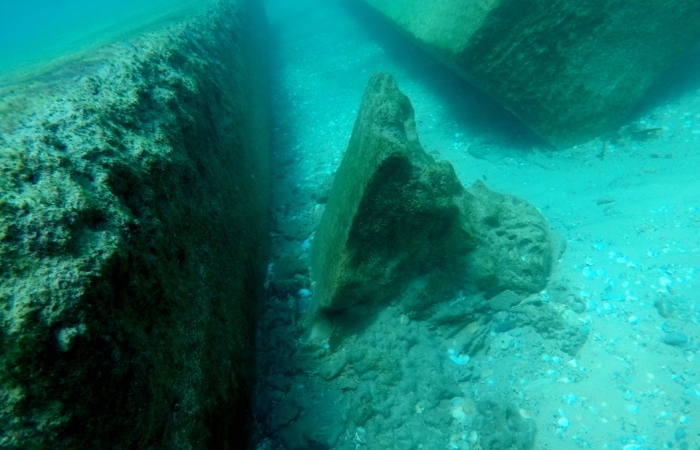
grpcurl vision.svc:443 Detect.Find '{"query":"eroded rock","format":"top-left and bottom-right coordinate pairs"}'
top-left (360, 0), bottom-right (700, 147)
top-left (308, 72), bottom-right (557, 343)
top-left (474, 398), bottom-right (537, 450)
top-left (0, 1), bottom-right (270, 448)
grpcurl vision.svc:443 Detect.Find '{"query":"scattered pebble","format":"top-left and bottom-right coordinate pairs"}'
top-left (662, 332), bottom-right (689, 346)
top-left (448, 351), bottom-right (470, 366)
top-left (557, 415), bottom-right (570, 429)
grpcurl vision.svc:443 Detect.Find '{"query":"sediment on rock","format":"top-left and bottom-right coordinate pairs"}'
top-left (359, 0), bottom-right (700, 147)
top-left (0, 0), bottom-right (270, 448)
top-left (308, 72), bottom-right (557, 343)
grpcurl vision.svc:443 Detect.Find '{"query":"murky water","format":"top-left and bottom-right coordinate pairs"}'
top-left (0, 0), bottom-right (209, 83)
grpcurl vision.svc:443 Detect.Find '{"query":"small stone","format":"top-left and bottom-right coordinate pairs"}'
top-left (452, 407), bottom-right (468, 421)
top-left (675, 427), bottom-right (687, 441)
top-left (319, 351), bottom-right (348, 381)
top-left (467, 430), bottom-right (479, 445)
top-left (450, 354), bottom-right (471, 365)
top-left (450, 397), bottom-right (465, 406)
top-left (659, 277), bottom-right (673, 287)
top-left (489, 290), bottom-right (521, 311)
top-left (557, 416), bottom-right (570, 428)
top-left (497, 334), bottom-right (513, 350)
top-left (582, 267), bottom-right (596, 278)
top-left (662, 332), bottom-right (689, 346)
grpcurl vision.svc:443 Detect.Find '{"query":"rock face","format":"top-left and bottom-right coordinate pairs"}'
top-left (0, 1), bottom-right (270, 448)
top-left (360, 0), bottom-right (700, 147)
top-left (308, 72), bottom-right (555, 342)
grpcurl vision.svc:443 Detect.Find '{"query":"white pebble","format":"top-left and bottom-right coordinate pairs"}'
top-left (452, 407), bottom-right (468, 421)
top-left (449, 354), bottom-right (470, 366)
top-left (563, 394), bottom-right (578, 405)
top-left (450, 397), bottom-right (465, 406)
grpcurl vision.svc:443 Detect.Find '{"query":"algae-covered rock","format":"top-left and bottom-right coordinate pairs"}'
top-left (361, 0), bottom-right (700, 147)
top-left (0, 0), bottom-right (270, 448)
top-left (308, 72), bottom-right (470, 340)
top-left (308, 72), bottom-right (556, 342)
top-left (464, 180), bottom-right (556, 297)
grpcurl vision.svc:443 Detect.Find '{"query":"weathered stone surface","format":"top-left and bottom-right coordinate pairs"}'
top-left (0, 0), bottom-right (270, 448)
top-left (308, 72), bottom-right (555, 342)
top-left (464, 180), bottom-right (558, 297)
top-left (488, 290), bottom-right (521, 312)
top-left (360, 0), bottom-right (700, 147)
top-left (474, 398), bottom-right (537, 450)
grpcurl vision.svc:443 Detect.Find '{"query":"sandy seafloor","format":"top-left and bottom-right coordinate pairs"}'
top-left (260, 0), bottom-right (700, 449)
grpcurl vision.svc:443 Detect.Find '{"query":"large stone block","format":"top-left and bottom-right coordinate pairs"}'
top-left (308, 72), bottom-right (556, 342)
top-left (361, 0), bottom-right (700, 147)
top-left (0, 0), bottom-right (270, 448)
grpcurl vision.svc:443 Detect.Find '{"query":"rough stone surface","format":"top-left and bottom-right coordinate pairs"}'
top-left (360, 0), bottom-right (700, 147)
top-left (0, 0), bottom-right (270, 448)
top-left (464, 180), bottom-right (559, 298)
top-left (308, 72), bottom-right (556, 342)
top-left (474, 398), bottom-right (537, 450)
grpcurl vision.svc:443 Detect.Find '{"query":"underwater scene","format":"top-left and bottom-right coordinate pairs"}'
top-left (0, 0), bottom-right (698, 449)
top-left (0, 0), bottom-right (209, 83)
top-left (255, 1), bottom-right (700, 450)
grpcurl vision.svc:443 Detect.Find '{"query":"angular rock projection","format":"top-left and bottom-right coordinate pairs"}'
top-left (361, 0), bottom-right (700, 147)
top-left (308, 72), bottom-right (556, 342)
top-left (0, 0), bottom-right (270, 448)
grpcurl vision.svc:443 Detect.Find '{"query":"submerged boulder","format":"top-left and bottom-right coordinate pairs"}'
top-left (360, 0), bottom-right (700, 147)
top-left (308, 72), bottom-right (556, 342)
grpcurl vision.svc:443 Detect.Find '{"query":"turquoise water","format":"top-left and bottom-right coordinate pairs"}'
top-left (0, 0), bottom-right (209, 83)
top-left (256, 1), bottom-right (700, 449)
